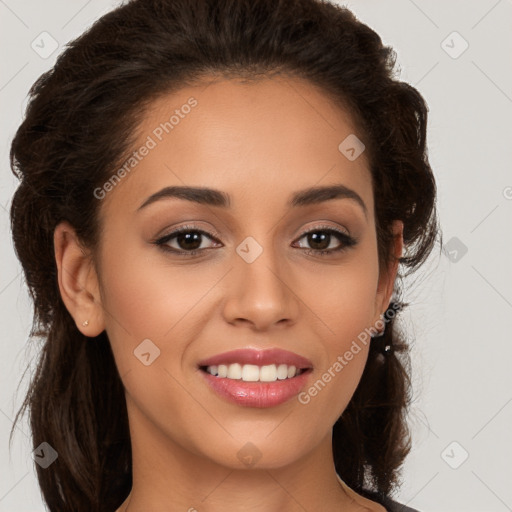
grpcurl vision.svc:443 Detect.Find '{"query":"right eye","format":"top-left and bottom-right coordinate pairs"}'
top-left (153, 225), bottom-right (222, 256)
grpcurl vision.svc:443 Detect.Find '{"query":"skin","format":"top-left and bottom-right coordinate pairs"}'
top-left (54, 76), bottom-right (403, 512)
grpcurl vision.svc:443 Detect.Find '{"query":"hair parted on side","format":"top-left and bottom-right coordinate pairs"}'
top-left (9, 0), bottom-right (439, 510)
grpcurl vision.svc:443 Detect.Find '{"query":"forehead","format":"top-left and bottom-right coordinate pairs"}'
top-left (100, 76), bottom-right (374, 217)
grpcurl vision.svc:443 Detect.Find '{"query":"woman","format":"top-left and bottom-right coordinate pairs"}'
top-left (9, 0), bottom-right (439, 510)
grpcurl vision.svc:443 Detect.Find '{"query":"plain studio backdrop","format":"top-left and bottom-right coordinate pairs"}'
top-left (1, 1), bottom-right (511, 511)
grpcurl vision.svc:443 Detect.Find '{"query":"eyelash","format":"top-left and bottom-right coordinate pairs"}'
top-left (153, 224), bottom-right (357, 257)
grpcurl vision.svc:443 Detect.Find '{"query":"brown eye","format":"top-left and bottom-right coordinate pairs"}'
top-left (154, 226), bottom-right (220, 255)
top-left (294, 226), bottom-right (357, 256)
top-left (173, 231), bottom-right (203, 251)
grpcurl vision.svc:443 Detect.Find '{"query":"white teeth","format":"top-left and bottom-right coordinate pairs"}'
top-left (260, 364), bottom-right (277, 382)
top-left (205, 363), bottom-right (301, 381)
top-left (227, 363), bottom-right (242, 379)
top-left (242, 364), bottom-right (260, 381)
top-left (276, 364), bottom-right (288, 380)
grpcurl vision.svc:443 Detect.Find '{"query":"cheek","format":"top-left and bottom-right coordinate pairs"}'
top-left (304, 247), bottom-right (380, 342)
top-left (300, 246), bottom-right (379, 416)
top-left (99, 235), bottom-right (189, 324)
top-left (96, 244), bottom-right (218, 439)
top-left (296, 276), bottom-right (375, 433)
top-left (97, 239), bottom-right (228, 368)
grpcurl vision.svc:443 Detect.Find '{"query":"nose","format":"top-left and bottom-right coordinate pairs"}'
top-left (221, 242), bottom-right (300, 332)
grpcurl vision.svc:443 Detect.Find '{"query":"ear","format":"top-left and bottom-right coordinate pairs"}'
top-left (373, 220), bottom-right (403, 325)
top-left (54, 221), bottom-right (105, 337)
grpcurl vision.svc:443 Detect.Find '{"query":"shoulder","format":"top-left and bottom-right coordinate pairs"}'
top-left (336, 478), bottom-right (386, 511)
top-left (368, 492), bottom-right (421, 512)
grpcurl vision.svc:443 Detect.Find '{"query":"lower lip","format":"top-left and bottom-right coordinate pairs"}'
top-left (200, 369), bottom-right (312, 408)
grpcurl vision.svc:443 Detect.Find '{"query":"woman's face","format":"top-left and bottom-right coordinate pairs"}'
top-left (87, 76), bottom-right (400, 470)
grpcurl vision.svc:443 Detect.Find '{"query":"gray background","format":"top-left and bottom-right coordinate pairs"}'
top-left (1, 1), bottom-right (511, 510)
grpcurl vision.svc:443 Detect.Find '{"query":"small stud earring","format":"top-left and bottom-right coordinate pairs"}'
top-left (82, 320), bottom-right (89, 327)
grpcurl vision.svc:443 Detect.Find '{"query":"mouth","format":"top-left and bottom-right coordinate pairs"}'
top-left (197, 348), bottom-right (313, 408)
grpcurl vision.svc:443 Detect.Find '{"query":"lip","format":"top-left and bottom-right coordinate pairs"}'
top-left (200, 368), bottom-right (312, 408)
top-left (197, 348), bottom-right (313, 408)
top-left (197, 348), bottom-right (313, 369)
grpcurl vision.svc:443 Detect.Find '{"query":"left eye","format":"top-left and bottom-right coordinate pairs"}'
top-left (294, 228), bottom-right (354, 253)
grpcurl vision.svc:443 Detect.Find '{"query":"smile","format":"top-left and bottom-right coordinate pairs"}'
top-left (197, 348), bottom-right (313, 408)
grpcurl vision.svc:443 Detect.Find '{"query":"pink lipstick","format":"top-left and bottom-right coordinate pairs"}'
top-left (198, 348), bottom-right (313, 408)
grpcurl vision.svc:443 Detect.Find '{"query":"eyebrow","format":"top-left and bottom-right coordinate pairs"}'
top-left (137, 184), bottom-right (367, 217)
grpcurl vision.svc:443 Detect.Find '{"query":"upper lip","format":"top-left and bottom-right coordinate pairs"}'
top-left (198, 348), bottom-right (313, 369)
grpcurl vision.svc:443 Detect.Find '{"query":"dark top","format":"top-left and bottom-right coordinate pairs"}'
top-left (384, 500), bottom-right (419, 512)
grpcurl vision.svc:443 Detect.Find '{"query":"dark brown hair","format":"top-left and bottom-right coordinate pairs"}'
top-left (9, 0), bottom-right (439, 510)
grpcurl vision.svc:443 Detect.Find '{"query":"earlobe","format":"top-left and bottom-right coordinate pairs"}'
top-left (54, 221), bottom-right (105, 337)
